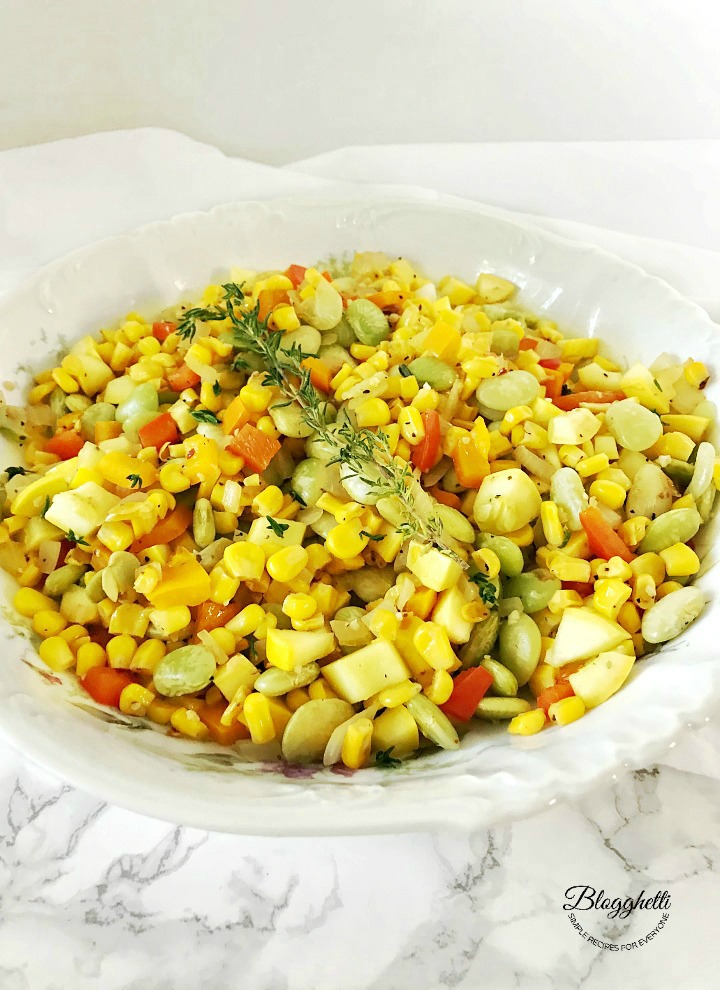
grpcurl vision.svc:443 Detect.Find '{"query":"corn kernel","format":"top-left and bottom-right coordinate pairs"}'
top-left (226, 603), bottom-right (265, 638)
top-left (243, 692), bottom-right (276, 744)
top-left (51, 367), bottom-right (79, 394)
top-left (147, 698), bottom-right (178, 725)
top-left (209, 563), bottom-right (241, 605)
top-left (149, 605), bottom-right (191, 637)
top-left (540, 501), bottom-right (565, 548)
top-left (629, 553), bottom-right (666, 585)
top-left (341, 717), bottom-right (374, 769)
top-left (308, 678), bottom-right (339, 701)
top-left (472, 547), bottom-right (501, 579)
top-left (252, 485), bottom-right (284, 517)
top-left (412, 387), bottom-right (439, 413)
top-left (59, 624), bottom-right (88, 645)
top-left (109, 602), bottom-right (150, 637)
top-left (504, 523), bottom-right (535, 547)
top-left (131, 639), bottom-right (166, 672)
top-left (589, 479), bottom-right (626, 511)
top-left (223, 541), bottom-right (265, 581)
top-left (528, 661), bottom-right (556, 697)
top-left (171, 707), bottom-right (210, 741)
top-left (500, 404), bottom-right (533, 436)
top-left (633, 574), bottom-right (656, 609)
top-left (508, 709), bottom-right (546, 735)
top-left (619, 516), bottom-right (650, 548)
top-left (413, 622), bottom-right (456, 671)
top-left (547, 590), bottom-right (584, 613)
top-left (76, 642), bottom-right (106, 677)
top-left (365, 608), bottom-right (399, 641)
top-left (119, 683), bottom-right (155, 716)
top-left (39, 635), bottom-right (75, 671)
top-left (158, 462), bottom-right (191, 493)
top-left (617, 601), bottom-right (642, 633)
top-left (397, 406), bottom-right (425, 445)
top-left (659, 542), bottom-right (700, 577)
top-left (592, 578), bottom-right (631, 620)
top-left (31, 609), bottom-right (67, 638)
top-left (373, 679), bottom-right (420, 709)
top-left (657, 580), bottom-right (684, 599)
top-left (558, 444), bottom-right (584, 468)
top-left (13, 587), bottom-right (57, 618)
top-left (460, 601), bottom-right (490, 623)
top-left (106, 634), bottom-right (137, 669)
top-left (577, 453), bottom-right (610, 478)
top-left (266, 545), bottom-right (309, 583)
top-left (326, 519), bottom-right (368, 559)
top-left (548, 695), bottom-right (586, 726)
top-left (547, 552), bottom-right (592, 583)
top-left (424, 669), bottom-right (454, 705)
top-left (684, 361), bottom-right (709, 388)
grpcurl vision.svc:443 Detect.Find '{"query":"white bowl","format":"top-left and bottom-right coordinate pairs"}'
top-left (0, 193), bottom-right (718, 835)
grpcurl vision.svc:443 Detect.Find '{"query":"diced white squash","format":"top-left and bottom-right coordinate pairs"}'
top-left (22, 515), bottom-right (63, 550)
top-left (371, 705), bottom-right (420, 759)
top-left (548, 408), bottom-right (600, 446)
top-left (213, 654), bottom-right (259, 701)
top-left (545, 608), bottom-right (630, 668)
top-left (621, 363), bottom-right (671, 414)
top-left (323, 640), bottom-right (410, 703)
top-left (246, 517), bottom-right (307, 554)
top-left (660, 415), bottom-right (710, 443)
top-left (431, 586), bottom-right (473, 644)
top-left (407, 542), bottom-right (463, 593)
top-left (62, 352), bottom-right (114, 396)
top-left (11, 474), bottom-right (69, 518)
top-left (265, 627), bottom-right (336, 671)
top-left (281, 699), bottom-right (355, 763)
top-left (44, 482), bottom-right (121, 537)
top-left (568, 651), bottom-right (635, 708)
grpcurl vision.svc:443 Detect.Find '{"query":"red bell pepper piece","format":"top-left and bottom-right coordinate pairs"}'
top-left (580, 506), bottom-right (635, 563)
top-left (440, 666), bottom-right (493, 721)
top-left (45, 430), bottom-right (84, 460)
top-left (284, 264), bottom-right (307, 288)
top-left (152, 321), bottom-right (176, 341)
top-left (138, 412), bottom-right (179, 450)
top-left (411, 410), bottom-right (441, 472)
top-left (553, 390), bottom-right (625, 410)
top-left (81, 667), bottom-right (135, 708)
top-left (167, 364), bottom-right (202, 392)
top-left (536, 682), bottom-right (575, 715)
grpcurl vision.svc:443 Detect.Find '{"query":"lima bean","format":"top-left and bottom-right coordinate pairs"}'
top-left (45, 562), bottom-right (88, 597)
top-left (626, 463), bottom-right (674, 520)
top-left (641, 586), bottom-right (705, 644)
top-left (604, 399), bottom-right (663, 451)
top-left (291, 458), bottom-right (327, 507)
top-left (503, 572), bottom-right (561, 614)
top-left (639, 507), bottom-right (702, 553)
top-left (345, 298), bottom-right (390, 346)
top-left (255, 663), bottom-right (320, 696)
top-left (192, 498), bottom-right (216, 549)
top-left (407, 356), bottom-right (457, 392)
top-left (459, 611), bottom-right (500, 668)
top-left (269, 401), bottom-right (314, 439)
top-left (475, 697), bottom-right (533, 721)
top-left (405, 694), bottom-right (460, 750)
top-left (476, 371), bottom-right (540, 413)
top-left (153, 645), bottom-right (216, 697)
top-left (499, 612), bottom-right (542, 686)
top-left (436, 503), bottom-right (475, 544)
top-left (479, 657), bottom-right (518, 697)
top-left (550, 467), bottom-right (588, 531)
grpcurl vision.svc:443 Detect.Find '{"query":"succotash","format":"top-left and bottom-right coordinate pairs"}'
top-left (0, 254), bottom-right (713, 767)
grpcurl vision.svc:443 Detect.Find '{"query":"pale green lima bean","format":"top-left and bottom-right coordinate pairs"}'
top-left (641, 586), bottom-right (705, 644)
top-left (406, 693), bottom-right (460, 750)
top-left (479, 657), bottom-right (518, 697)
top-left (475, 534), bottom-right (524, 577)
top-left (255, 663), bottom-right (320, 696)
top-left (475, 697), bottom-right (533, 720)
top-left (407, 357), bottom-right (457, 392)
top-left (503, 572), bottom-right (560, 613)
top-left (192, 498), bottom-right (216, 549)
top-left (499, 612), bottom-right (541, 686)
top-left (639, 508), bottom-right (702, 553)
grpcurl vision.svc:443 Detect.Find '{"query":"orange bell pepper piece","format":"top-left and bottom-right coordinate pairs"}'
top-left (199, 703), bottom-right (251, 745)
top-left (222, 395), bottom-right (251, 435)
top-left (167, 364), bottom-right (202, 392)
top-left (452, 435), bottom-right (490, 488)
top-left (94, 420), bottom-right (123, 444)
top-left (284, 264), bottom-right (307, 288)
top-left (152, 321), bottom-right (177, 342)
top-left (146, 554), bottom-right (212, 609)
top-left (301, 357), bottom-right (333, 393)
top-left (366, 290), bottom-right (407, 312)
top-left (45, 430), bottom-right (84, 460)
top-left (428, 487), bottom-right (462, 510)
top-left (138, 412), bottom-right (179, 450)
top-left (228, 423), bottom-right (281, 473)
top-left (131, 504), bottom-right (193, 554)
top-left (196, 600), bottom-right (241, 633)
top-left (257, 288), bottom-right (290, 322)
top-left (579, 506), bottom-right (635, 563)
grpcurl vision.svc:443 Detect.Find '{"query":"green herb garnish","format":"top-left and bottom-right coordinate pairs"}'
top-left (126, 474), bottom-right (142, 489)
top-left (470, 572), bottom-right (498, 606)
top-left (361, 531), bottom-right (384, 542)
top-left (397, 364), bottom-right (412, 378)
top-left (66, 530), bottom-right (89, 547)
top-left (289, 489), bottom-right (307, 507)
top-left (41, 496), bottom-right (51, 518)
top-left (190, 409), bottom-right (220, 425)
top-left (560, 530), bottom-right (571, 548)
top-left (375, 747), bottom-right (402, 769)
top-left (212, 381), bottom-right (222, 396)
top-left (5, 466), bottom-right (26, 479)
top-left (266, 516), bottom-right (289, 538)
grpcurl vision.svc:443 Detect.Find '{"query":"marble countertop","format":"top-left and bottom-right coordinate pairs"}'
top-left (2, 734), bottom-right (719, 990)
top-left (2, 132), bottom-right (720, 989)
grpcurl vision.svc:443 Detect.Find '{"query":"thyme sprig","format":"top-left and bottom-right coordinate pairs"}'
top-left (181, 282), bottom-right (455, 557)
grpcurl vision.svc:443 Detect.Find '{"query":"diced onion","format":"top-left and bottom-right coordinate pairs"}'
top-left (514, 445), bottom-right (557, 483)
top-left (38, 541), bottom-right (61, 574)
top-left (323, 704), bottom-right (379, 767)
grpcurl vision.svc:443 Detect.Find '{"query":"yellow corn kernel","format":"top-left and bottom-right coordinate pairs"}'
top-left (326, 519), bottom-right (368, 559)
top-left (672, 493), bottom-right (696, 510)
top-left (96, 598), bottom-right (116, 626)
top-left (266, 545), bottom-right (309, 583)
top-left (499, 404), bottom-right (533, 436)
top-left (616, 601), bottom-right (642, 633)
top-left (38, 636), bottom-right (75, 672)
top-left (109, 602), bottom-right (150, 638)
top-left (460, 601), bottom-right (490, 623)
top-left (350, 343), bottom-right (376, 361)
top-left (504, 524), bottom-right (535, 547)
top-left (240, 380), bottom-right (275, 413)
top-left (208, 563), bottom-right (241, 605)
top-left (659, 543), bottom-right (700, 577)
top-left (119, 683), bottom-right (155, 717)
top-left (146, 698), bottom-right (178, 725)
top-left (149, 605), bottom-right (191, 637)
top-left (243, 692), bottom-right (276, 744)
top-left (508, 709), bottom-right (546, 735)
top-left (29, 380), bottom-right (58, 403)
top-left (131, 639), bottom-right (166, 672)
top-left (595, 556), bottom-right (633, 580)
top-left (563, 531), bottom-right (591, 559)
top-left (198, 381), bottom-right (222, 413)
top-left (592, 578), bottom-right (632, 620)
top-left (397, 406), bottom-right (425, 445)
top-left (397, 375), bottom-right (419, 401)
top-left (373, 679), bottom-right (420, 709)
top-left (548, 552), bottom-right (592, 583)
top-left (158, 462), bottom-right (191, 493)
top-left (548, 695), bottom-right (586, 726)
top-left (629, 553), bottom-right (666, 585)
top-left (222, 540), bottom-right (264, 580)
top-left (589, 479), bottom-right (626, 511)
top-left (576, 453), bottom-right (610, 478)
top-left (252, 485), bottom-right (284, 518)
top-left (218, 450), bottom-right (245, 477)
top-left (308, 678), bottom-right (339, 701)
top-left (17, 561), bottom-right (42, 588)
top-left (528, 661), bottom-right (556, 697)
top-left (272, 304), bottom-right (300, 332)
top-left (341, 717), bottom-right (374, 769)
top-left (472, 547), bottom-right (501, 579)
top-left (59, 624), bottom-right (88, 645)
top-left (547, 590), bottom-right (584, 613)
top-left (51, 367), bottom-right (79, 394)
top-left (170, 707), bottom-right (210, 741)
top-left (413, 622), bottom-right (456, 671)
top-left (13, 587), bottom-right (56, 618)
top-left (657, 580), bottom-right (684, 599)
top-left (75, 642), bottom-right (106, 677)
top-left (656, 432), bottom-right (695, 461)
top-left (684, 360), bottom-right (709, 388)
top-left (633, 574), bottom-right (656, 609)
top-left (106, 634), bottom-right (137, 669)
top-left (558, 444), bottom-right (584, 468)
top-left (619, 516), bottom-right (650, 549)
top-left (206, 627), bottom-right (234, 658)
top-left (412, 387), bottom-right (439, 413)
top-left (540, 501), bottom-right (565, 548)
top-left (303, 544), bottom-right (331, 574)
top-left (365, 608), bottom-right (399, 641)
top-left (424, 669), bottom-right (454, 705)
top-left (354, 397), bottom-right (391, 429)
top-left (97, 520), bottom-right (137, 552)
top-left (226, 603), bottom-right (266, 638)
top-left (286, 687), bottom-right (310, 711)
top-left (281, 592), bottom-right (316, 622)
